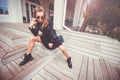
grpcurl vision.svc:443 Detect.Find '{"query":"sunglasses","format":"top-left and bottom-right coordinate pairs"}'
top-left (36, 16), bottom-right (44, 19)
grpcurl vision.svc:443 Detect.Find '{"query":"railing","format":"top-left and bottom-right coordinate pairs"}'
top-left (62, 25), bottom-right (71, 31)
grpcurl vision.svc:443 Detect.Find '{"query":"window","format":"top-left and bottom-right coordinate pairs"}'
top-left (0, 0), bottom-right (9, 15)
top-left (28, 0), bottom-right (40, 5)
top-left (31, 5), bottom-right (36, 17)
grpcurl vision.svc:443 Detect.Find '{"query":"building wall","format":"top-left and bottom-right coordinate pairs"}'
top-left (40, 0), bottom-right (54, 18)
top-left (0, 0), bottom-right (23, 23)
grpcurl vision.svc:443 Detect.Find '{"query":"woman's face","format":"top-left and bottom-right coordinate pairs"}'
top-left (36, 11), bottom-right (44, 23)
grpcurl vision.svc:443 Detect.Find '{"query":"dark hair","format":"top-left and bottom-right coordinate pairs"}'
top-left (33, 6), bottom-right (48, 29)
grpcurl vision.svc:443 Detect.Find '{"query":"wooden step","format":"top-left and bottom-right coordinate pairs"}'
top-left (30, 50), bottom-right (74, 80)
top-left (64, 37), bottom-right (120, 57)
top-left (64, 39), bottom-right (120, 63)
top-left (1, 42), bottom-right (38, 65)
top-left (0, 22), bottom-right (120, 80)
top-left (2, 46), bottom-right (27, 64)
top-left (105, 58), bottom-right (120, 80)
top-left (65, 43), bottom-right (101, 58)
top-left (100, 58), bottom-right (120, 80)
top-left (61, 30), bottom-right (120, 49)
top-left (64, 37), bottom-right (120, 56)
top-left (65, 38), bottom-right (120, 56)
top-left (61, 30), bottom-right (119, 43)
top-left (30, 50), bottom-right (120, 80)
top-left (0, 40), bottom-right (28, 60)
top-left (0, 22), bottom-right (29, 31)
top-left (65, 43), bottom-right (120, 66)
top-left (11, 49), bottom-right (60, 80)
top-left (0, 50), bottom-right (44, 80)
top-left (0, 29), bottom-right (27, 47)
top-left (0, 59), bottom-right (14, 80)
top-left (2, 25), bottom-right (32, 37)
top-left (60, 30), bottom-right (120, 67)
top-left (0, 40), bottom-right (14, 52)
top-left (0, 48), bottom-right (6, 58)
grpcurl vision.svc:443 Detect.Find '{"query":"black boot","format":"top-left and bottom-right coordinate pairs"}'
top-left (19, 54), bottom-right (33, 66)
top-left (67, 57), bottom-right (72, 68)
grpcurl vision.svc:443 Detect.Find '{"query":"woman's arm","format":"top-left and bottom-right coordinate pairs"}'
top-left (29, 19), bottom-right (39, 36)
top-left (29, 27), bottom-right (39, 36)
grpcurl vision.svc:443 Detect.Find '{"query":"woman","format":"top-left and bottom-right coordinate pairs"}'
top-left (19, 6), bottom-right (72, 68)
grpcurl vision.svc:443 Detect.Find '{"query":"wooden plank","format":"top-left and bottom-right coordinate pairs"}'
top-left (18, 57), bottom-right (32, 70)
top-left (38, 69), bottom-right (58, 80)
top-left (87, 58), bottom-right (94, 80)
top-left (11, 56), bottom-right (48, 80)
top-left (14, 57), bottom-right (23, 65)
top-left (44, 65), bottom-right (72, 80)
top-left (0, 48), bottom-right (6, 58)
top-left (1, 25), bottom-right (31, 37)
top-left (0, 40), bottom-right (13, 52)
top-left (6, 61), bottom-right (21, 75)
top-left (3, 47), bottom-right (27, 60)
top-left (99, 58), bottom-right (110, 80)
top-left (0, 28), bottom-right (23, 40)
top-left (14, 57), bottom-right (31, 70)
top-left (48, 61), bottom-right (77, 79)
top-left (58, 51), bottom-right (84, 74)
top-left (66, 39), bottom-right (100, 51)
top-left (32, 74), bottom-right (45, 80)
top-left (52, 54), bottom-right (81, 74)
top-left (11, 51), bottom-right (59, 80)
top-left (14, 58), bottom-right (31, 72)
top-left (94, 59), bottom-right (103, 80)
top-left (66, 43), bottom-right (120, 62)
top-left (66, 49), bottom-right (85, 62)
top-left (104, 60), bottom-right (115, 80)
top-left (57, 52), bottom-right (79, 66)
top-left (66, 38), bottom-right (120, 56)
top-left (61, 30), bottom-right (120, 46)
top-left (14, 42), bottom-right (27, 50)
top-left (78, 56), bottom-right (89, 80)
top-left (0, 59), bottom-right (13, 80)
top-left (65, 45), bottom-right (99, 59)
top-left (115, 67), bottom-right (120, 78)
top-left (11, 61), bottom-right (23, 73)
top-left (27, 53), bottom-right (40, 65)
top-left (111, 65), bottom-right (120, 80)
top-left (2, 47), bottom-right (27, 64)
top-left (53, 56), bottom-right (78, 73)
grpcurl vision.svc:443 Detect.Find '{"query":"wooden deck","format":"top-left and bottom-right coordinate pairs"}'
top-left (0, 22), bottom-right (120, 80)
top-left (31, 53), bottom-right (120, 80)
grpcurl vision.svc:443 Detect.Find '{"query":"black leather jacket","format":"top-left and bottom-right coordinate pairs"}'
top-left (29, 21), bottom-right (57, 43)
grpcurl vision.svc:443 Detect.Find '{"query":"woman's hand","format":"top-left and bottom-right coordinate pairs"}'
top-left (29, 18), bottom-right (37, 29)
top-left (48, 43), bottom-right (53, 48)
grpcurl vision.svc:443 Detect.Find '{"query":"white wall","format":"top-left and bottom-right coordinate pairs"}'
top-left (0, 0), bottom-right (23, 23)
top-left (54, 0), bottom-right (66, 30)
top-left (21, 0), bottom-right (27, 19)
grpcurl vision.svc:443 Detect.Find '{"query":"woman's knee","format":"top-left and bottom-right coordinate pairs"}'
top-left (59, 45), bottom-right (66, 51)
top-left (29, 36), bottom-right (36, 42)
top-left (29, 36), bottom-right (41, 42)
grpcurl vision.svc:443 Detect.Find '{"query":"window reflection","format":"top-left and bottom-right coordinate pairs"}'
top-left (0, 0), bottom-right (9, 15)
top-left (65, 0), bottom-right (76, 27)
